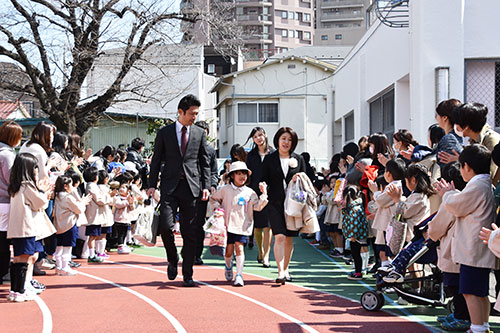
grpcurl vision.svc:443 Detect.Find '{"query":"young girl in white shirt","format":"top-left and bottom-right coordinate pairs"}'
top-left (210, 161), bottom-right (268, 286)
top-left (7, 153), bottom-right (55, 302)
top-left (53, 176), bottom-right (91, 275)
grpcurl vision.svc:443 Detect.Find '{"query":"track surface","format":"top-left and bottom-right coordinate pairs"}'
top-left (0, 245), bottom-right (436, 333)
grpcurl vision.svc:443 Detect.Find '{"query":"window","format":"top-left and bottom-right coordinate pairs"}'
top-left (303, 13), bottom-right (311, 22)
top-left (303, 31), bottom-right (311, 40)
top-left (281, 11), bottom-right (287, 19)
top-left (259, 104), bottom-right (279, 122)
top-left (281, 29), bottom-right (288, 37)
top-left (288, 11), bottom-right (294, 20)
top-left (238, 104), bottom-right (257, 123)
top-left (344, 113), bottom-right (354, 142)
top-left (289, 30), bottom-right (295, 38)
top-left (321, 35), bottom-right (328, 40)
top-left (369, 89), bottom-right (394, 139)
top-left (238, 103), bottom-right (279, 123)
top-left (335, 34), bottom-right (342, 40)
top-left (207, 64), bottom-right (215, 74)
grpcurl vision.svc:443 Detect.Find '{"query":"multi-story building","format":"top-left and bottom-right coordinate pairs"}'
top-left (314, 0), bottom-right (372, 46)
top-left (181, 0), bottom-right (315, 63)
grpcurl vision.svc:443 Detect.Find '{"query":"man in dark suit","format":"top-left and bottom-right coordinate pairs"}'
top-left (193, 121), bottom-right (219, 265)
top-left (147, 95), bottom-right (211, 287)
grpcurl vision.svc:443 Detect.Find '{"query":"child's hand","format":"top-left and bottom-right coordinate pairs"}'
top-left (259, 182), bottom-right (267, 196)
top-left (434, 178), bottom-right (455, 197)
top-left (367, 180), bottom-right (378, 194)
top-left (386, 183), bottom-right (402, 202)
top-left (127, 195), bottom-right (134, 205)
top-left (346, 155), bottom-right (354, 165)
top-left (479, 223), bottom-right (498, 244)
top-left (82, 194), bottom-right (92, 205)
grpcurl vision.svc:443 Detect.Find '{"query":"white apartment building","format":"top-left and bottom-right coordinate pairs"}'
top-left (331, 0), bottom-right (500, 152)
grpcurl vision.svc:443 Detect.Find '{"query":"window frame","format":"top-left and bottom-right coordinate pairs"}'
top-left (237, 102), bottom-right (279, 124)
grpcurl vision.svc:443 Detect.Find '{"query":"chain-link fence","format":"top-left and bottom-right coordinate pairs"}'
top-left (464, 59), bottom-right (500, 130)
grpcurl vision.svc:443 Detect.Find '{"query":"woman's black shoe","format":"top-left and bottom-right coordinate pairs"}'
top-left (257, 257), bottom-right (263, 264)
top-left (262, 263), bottom-right (270, 268)
top-left (275, 277), bottom-right (285, 285)
top-left (285, 274), bottom-right (292, 282)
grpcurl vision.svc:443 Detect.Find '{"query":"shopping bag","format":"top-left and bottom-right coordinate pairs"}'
top-left (208, 230), bottom-right (226, 257)
top-left (203, 209), bottom-right (225, 234)
top-left (285, 178), bottom-right (307, 217)
top-left (333, 178), bottom-right (347, 207)
top-left (133, 204), bottom-right (160, 247)
top-left (386, 210), bottom-right (407, 256)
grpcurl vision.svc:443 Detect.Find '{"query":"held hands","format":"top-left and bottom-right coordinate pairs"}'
top-left (479, 223), bottom-right (498, 244)
top-left (434, 178), bottom-right (455, 197)
top-left (438, 150), bottom-right (460, 164)
top-left (201, 189), bottom-right (210, 201)
top-left (386, 183), bottom-right (402, 203)
top-left (259, 182), bottom-right (268, 196)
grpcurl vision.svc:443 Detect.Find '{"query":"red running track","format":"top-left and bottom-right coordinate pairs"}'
top-left (0, 252), bottom-right (432, 332)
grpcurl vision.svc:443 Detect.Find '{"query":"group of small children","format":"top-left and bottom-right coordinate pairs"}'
top-left (7, 145), bottom-right (148, 302)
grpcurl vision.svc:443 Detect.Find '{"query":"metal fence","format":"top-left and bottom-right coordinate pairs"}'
top-left (465, 59), bottom-right (500, 130)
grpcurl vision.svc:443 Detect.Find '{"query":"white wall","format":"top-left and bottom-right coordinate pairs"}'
top-left (215, 59), bottom-right (334, 160)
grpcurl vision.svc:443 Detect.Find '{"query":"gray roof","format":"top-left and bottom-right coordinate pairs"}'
top-left (268, 46), bottom-right (352, 66)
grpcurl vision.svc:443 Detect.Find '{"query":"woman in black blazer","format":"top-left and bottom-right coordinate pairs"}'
top-left (261, 127), bottom-right (306, 284)
top-left (246, 127), bottom-right (275, 268)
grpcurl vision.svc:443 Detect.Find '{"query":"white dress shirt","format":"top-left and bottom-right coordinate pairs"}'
top-left (175, 120), bottom-right (191, 150)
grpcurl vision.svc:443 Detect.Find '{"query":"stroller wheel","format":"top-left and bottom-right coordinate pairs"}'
top-left (361, 290), bottom-right (385, 311)
top-left (446, 300), bottom-right (455, 314)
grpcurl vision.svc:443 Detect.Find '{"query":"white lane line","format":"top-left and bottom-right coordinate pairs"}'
top-left (109, 261), bottom-right (319, 333)
top-left (34, 295), bottom-right (53, 333)
top-left (77, 271), bottom-right (186, 333)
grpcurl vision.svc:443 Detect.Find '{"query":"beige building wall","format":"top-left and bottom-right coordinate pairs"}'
top-left (314, 0), bottom-right (371, 46)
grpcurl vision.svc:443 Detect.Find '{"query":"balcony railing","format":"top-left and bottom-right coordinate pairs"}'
top-left (237, 14), bottom-right (272, 22)
top-left (321, 11), bottom-right (364, 19)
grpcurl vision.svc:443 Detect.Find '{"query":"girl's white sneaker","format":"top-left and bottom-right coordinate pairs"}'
top-left (234, 274), bottom-right (244, 287)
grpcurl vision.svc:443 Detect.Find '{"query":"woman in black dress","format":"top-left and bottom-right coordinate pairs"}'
top-left (261, 127), bottom-right (306, 284)
top-left (245, 127), bottom-right (274, 268)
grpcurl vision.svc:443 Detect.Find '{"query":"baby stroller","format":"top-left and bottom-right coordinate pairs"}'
top-left (360, 213), bottom-right (452, 312)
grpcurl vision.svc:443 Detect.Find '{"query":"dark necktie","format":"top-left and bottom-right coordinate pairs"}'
top-left (181, 126), bottom-right (188, 156)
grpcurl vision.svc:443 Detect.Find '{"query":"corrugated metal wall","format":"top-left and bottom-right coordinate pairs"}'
top-left (83, 116), bottom-right (157, 155)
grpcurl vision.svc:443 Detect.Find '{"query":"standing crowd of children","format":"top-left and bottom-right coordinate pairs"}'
top-left (0, 120), bottom-right (151, 302)
top-left (311, 100), bottom-right (500, 333)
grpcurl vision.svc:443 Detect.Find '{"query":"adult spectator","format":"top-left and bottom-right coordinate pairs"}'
top-left (0, 121), bottom-right (23, 284)
top-left (126, 137), bottom-right (149, 188)
top-left (301, 152), bottom-right (317, 182)
top-left (147, 94), bottom-right (210, 287)
top-left (435, 98), bottom-right (463, 168)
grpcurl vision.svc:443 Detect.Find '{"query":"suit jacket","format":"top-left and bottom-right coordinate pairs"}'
top-left (149, 122), bottom-right (210, 197)
top-left (261, 150), bottom-right (306, 204)
top-left (206, 145), bottom-right (219, 189)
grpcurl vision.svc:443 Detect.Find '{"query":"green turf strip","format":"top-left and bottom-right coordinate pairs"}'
top-left (133, 238), bottom-right (500, 332)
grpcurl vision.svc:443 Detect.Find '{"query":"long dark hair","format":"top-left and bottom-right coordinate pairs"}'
top-left (245, 127), bottom-right (270, 153)
top-left (52, 131), bottom-right (69, 160)
top-left (230, 144), bottom-right (247, 162)
top-left (8, 153), bottom-right (39, 196)
top-left (368, 133), bottom-right (392, 159)
top-left (68, 133), bottom-right (83, 158)
top-left (27, 121), bottom-right (55, 153)
top-left (405, 164), bottom-right (434, 197)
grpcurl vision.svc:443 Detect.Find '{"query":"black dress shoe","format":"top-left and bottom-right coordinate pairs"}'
top-left (194, 257), bottom-right (204, 265)
top-left (275, 277), bottom-right (285, 285)
top-left (183, 279), bottom-right (195, 287)
top-left (167, 263), bottom-right (178, 280)
top-left (262, 263), bottom-right (270, 268)
top-left (257, 256), bottom-right (263, 264)
top-left (285, 274), bottom-right (292, 282)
